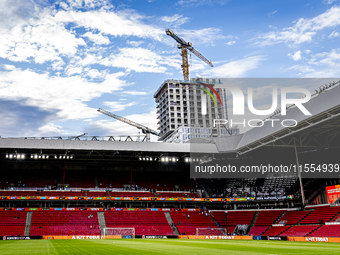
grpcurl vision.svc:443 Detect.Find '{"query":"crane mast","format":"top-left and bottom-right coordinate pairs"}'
top-left (165, 28), bottom-right (213, 81)
top-left (97, 108), bottom-right (159, 142)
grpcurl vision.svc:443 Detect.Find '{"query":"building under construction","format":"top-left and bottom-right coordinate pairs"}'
top-left (154, 78), bottom-right (238, 142)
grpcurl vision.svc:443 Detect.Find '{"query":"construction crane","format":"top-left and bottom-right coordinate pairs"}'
top-left (165, 28), bottom-right (213, 81)
top-left (97, 108), bottom-right (159, 142)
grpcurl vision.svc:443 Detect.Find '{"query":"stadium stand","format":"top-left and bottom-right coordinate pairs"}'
top-left (211, 211), bottom-right (227, 228)
top-left (262, 226), bottom-right (290, 236)
top-left (279, 225), bottom-right (320, 237)
top-left (308, 225), bottom-right (340, 237)
top-left (30, 211), bottom-right (100, 236)
top-left (104, 211), bottom-right (174, 236)
top-left (278, 210), bottom-right (311, 225)
top-left (154, 192), bottom-right (196, 198)
top-left (109, 191), bottom-right (154, 197)
top-left (0, 211), bottom-right (27, 236)
top-left (226, 211), bottom-right (255, 226)
top-left (170, 211), bottom-right (218, 235)
top-left (299, 206), bottom-right (340, 224)
top-left (0, 190), bottom-right (40, 197)
top-left (248, 226), bottom-right (270, 236)
top-left (254, 210), bottom-right (286, 226)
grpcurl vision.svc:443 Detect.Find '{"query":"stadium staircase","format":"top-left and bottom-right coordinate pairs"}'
top-left (306, 225), bottom-right (323, 236)
top-left (210, 213), bottom-right (227, 235)
top-left (97, 212), bottom-right (107, 232)
top-left (246, 212), bottom-right (259, 235)
top-left (273, 211), bottom-right (287, 224)
top-left (164, 212), bottom-right (180, 235)
top-left (24, 212), bottom-right (33, 236)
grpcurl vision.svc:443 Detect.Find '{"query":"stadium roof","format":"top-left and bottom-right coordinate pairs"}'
top-left (236, 83), bottom-right (340, 154)
top-left (0, 137), bottom-right (218, 154)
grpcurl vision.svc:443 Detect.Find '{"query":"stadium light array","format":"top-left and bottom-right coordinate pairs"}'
top-left (28, 154), bottom-right (69, 160)
top-left (184, 157), bottom-right (191, 163)
top-left (139, 156), bottom-right (154, 161)
top-left (160, 156), bottom-right (179, 162)
top-left (6, 153), bottom-right (25, 160)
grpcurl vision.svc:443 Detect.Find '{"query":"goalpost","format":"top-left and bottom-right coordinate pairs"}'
top-left (101, 228), bottom-right (135, 239)
top-left (196, 228), bottom-right (228, 237)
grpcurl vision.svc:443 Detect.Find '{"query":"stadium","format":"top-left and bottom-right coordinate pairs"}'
top-left (2, 1), bottom-right (340, 254)
top-left (1, 78), bottom-right (340, 254)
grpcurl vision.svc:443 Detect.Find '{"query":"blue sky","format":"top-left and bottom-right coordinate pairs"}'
top-left (0, 0), bottom-right (339, 138)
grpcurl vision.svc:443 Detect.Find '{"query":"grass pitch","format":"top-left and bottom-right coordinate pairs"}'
top-left (0, 239), bottom-right (340, 254)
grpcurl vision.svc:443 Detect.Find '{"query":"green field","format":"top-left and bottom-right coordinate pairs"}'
top-left (1, 239), bottom-right (340, 254)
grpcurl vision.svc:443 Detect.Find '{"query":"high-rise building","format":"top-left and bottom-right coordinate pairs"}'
top-left (154, 78), bottom-right (237, 142)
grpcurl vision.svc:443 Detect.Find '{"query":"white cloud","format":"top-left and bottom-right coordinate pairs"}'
top-left (103, 101), bottom-right (137, 112)
top-left (178, 0), bottom-right (230, 7)
top-left (38, 123), bottom-right (65, 136)
top-left (100, 47), bottom-right (167, 73)
top-left (53, 10), bottom-right (163, 40)
top-left (226, 41), bottom-right (236, 46)
top-left (0, 69), bottom-right (128, 120)
top-left (83, 32), bottom-right (110, 45)
top-left (288, 50), bottom-right (302, 61)
top-left (65, 0), bottom-right (113, 9)
top-left (268, 10), bottom-right (278, 17)
top-left (0, 18), bottom-right (86, 64)
top-left (3, 64), bottom-right (16, 70)
top-left (127, 40), bottom-right (144, 47)
top-left (179, 28), bottom-right (226, 46)
top-left (323, 0), bottom-right (338, 4)
top-left (122, 91), bottom-right (148, 96)
top-left (202, 56), bottom-right (265, 77)
top-left (255, 6), bottom-right (340, 46)
top-left (329, 30), bottom-right (340, 38)
top-left (161, 14), bottom-right (189, 26)
top-left (290, 49), bottom-right (340, 76)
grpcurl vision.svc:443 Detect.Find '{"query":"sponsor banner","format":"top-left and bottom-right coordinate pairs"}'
top-left (178, 235), bottom-right (252, 240)
top-left (0, 196), bottom-right (293, 202)
top-left (1, 236), bottom-right (42, 240)
top-left (289, 236), bottom-right (340, 243)
top-left (326, 185), bottom-right (340, 203)
top-left (265, 236), bottom-right (288, 241)
top-left (43, 235), bottom-right (107, 240)
top-left (142, 235), bottom-right (168, 239)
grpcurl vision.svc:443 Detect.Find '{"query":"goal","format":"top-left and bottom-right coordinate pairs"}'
top-left (101, 228), bottom-right (135, 239)
top-left (196, 228), bottom-right (227, 237)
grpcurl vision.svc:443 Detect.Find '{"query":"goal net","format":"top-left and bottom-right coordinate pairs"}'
top-left (101, 228), bottom-right (135, 239)
top-left (196, 228), bottom-right (227, 237)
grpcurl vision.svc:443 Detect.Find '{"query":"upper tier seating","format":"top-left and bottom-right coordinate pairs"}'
top-left (279, 211), bottom-right (311, 225)
top-left (254, 210), bottom-right (286, 226)
top-left (226, 211), bottom-right (255, 226)
top-left (0, 190), bottom-right (40, 197)
top-left (154, 192), bottom-right (196, 198)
